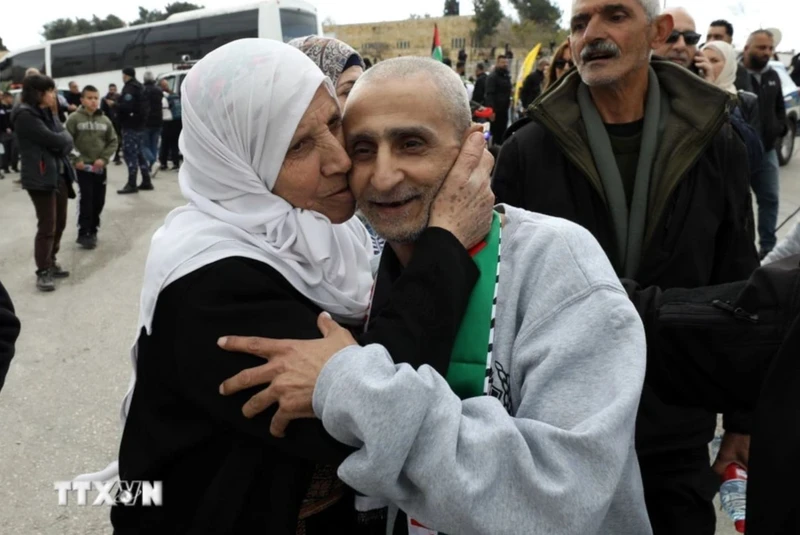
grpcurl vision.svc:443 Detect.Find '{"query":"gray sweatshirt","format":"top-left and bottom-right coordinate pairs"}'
top-left (313, 205), bottom-right (652, 535)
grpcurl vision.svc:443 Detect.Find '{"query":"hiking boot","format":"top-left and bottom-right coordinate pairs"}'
top-left (114, 159), bottom-right (122, 166)
top-left (77, 234), bottom-right (96, 250)
top-left (117, 183), bottom-right (139, 194)
top-left (51, 263), bottom-right (70, 278)
top-left (138, 182), bottom-right (154, 191)
top-left (36, 270), bottom-right (55, 292)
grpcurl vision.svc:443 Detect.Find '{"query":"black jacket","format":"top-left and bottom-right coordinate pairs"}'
top-left (143, 82), bottom-right (164, 128)
top-left (472, 72), bottom-right (488, 105)
top-left (65, 92), bottom-right (81, 109)
top-left (0, 280), bottom-right (20, 395)
top-left (117, 78), bottom-right (148, 130)
top-left (485, 69), bottom-right (512, 114)
top-left (735, 63), bottom-right (753, 93)
top-left (113, 229), bottom-right (477, 534)
top-left (0, 103), bottom-right (12, 134)
top-left (519, 69), bottom-right (545, 110)
top-left (101, 93), bottom-right (119, 123)
top-left (494, 59), bottom-right (759, 454)
top-left (743, 65), bottom-right (788, 149)
top-left (11, 104), bottom-right (75, 192)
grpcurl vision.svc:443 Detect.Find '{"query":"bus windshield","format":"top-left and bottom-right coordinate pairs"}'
top-left (0, 48), bottom-right (46, 85)
top-left (280, 8), bottom-right (318, 42)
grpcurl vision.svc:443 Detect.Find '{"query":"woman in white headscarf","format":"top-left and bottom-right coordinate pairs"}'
top-left (702, 41), bottom-right (761, 132)
top-left (105, 38), bottom-right (493, 534)
top-left (702, 40), bottom-right (765, 187)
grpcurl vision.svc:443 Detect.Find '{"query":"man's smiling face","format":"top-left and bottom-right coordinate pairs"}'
top-left (343, 74), bottom-right (462, 243)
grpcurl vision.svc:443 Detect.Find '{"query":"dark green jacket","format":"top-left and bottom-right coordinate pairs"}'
top-left (493, 58), bottom-right (759, 453)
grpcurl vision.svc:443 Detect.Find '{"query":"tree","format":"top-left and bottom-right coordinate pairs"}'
top-left (42, 15), bottom-right (126, 40)
top-left (322, 16), bottom-right (336, 27)
top-left (0, 38), bottom-right (8, 52)
top-left (130, 3), bottom-right (202, 25)
top-left (472, 0), bottom-right (503, 47)
top-left (509, 0), bottom-right (562, 27)
top-left (444, 0), bottom-right (460, 16)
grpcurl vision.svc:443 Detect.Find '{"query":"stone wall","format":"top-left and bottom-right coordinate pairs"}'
top-left (324, 15), bottom-right (524, 66)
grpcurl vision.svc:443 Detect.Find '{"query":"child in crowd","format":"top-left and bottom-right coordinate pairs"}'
top-left (65, 85), bottom-right (118, 250)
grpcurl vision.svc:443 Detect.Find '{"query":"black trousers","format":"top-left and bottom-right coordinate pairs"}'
top-left (76, 169), bottom-right (107, 236)
top-left (1, 135), bottom-right (18, 171)
top-left (639, 446), bottom-right (718, 535)
top-left (112, 121), bottom-right (122, 162)
top-left (159, 119), bottom-right (181, 167)
top-left (490, 111), bottom-right (509, 147)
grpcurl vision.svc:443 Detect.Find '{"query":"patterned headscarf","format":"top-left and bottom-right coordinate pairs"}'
top-left (289, 36), bottom-right (365, 87)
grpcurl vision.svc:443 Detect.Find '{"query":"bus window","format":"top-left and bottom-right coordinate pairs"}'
top-left (0, 48), bottom-right (46, 84)
top-left (94, 29), bottom-right (145, 72)
top-left (279, 8), bottom-right (318, 42)
top-left (197, 10), bottom-right (258, 58)
top-left (52, 40), bottom-right (95, 78)
top-left (144, 21), bottom-right (199, 66)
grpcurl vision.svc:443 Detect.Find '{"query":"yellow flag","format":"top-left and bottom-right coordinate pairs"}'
top-left (515, 43), bottom-right (542, 105)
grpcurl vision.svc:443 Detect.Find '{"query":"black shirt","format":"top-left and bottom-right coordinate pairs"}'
top-left (113, 228), bottom-right (477, 534)
top-left (605, 119), bottom-right (644, 208)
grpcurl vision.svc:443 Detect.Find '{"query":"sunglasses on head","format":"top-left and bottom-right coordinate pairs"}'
top-left (554, 59), bottom-right (575, 69)
top-left (667, 30), bottom-right (701, 46)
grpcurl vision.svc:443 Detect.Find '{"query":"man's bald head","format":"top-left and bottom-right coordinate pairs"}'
top-left (655, 7), bottom-right (699, 68)
top-left (346, 57), bottom-right (472, 140)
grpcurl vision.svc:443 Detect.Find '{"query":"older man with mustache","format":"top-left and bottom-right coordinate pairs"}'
top-left (494, 0), bottom-right (759, 533)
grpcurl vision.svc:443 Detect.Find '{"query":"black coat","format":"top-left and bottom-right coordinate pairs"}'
top-left (519, 69), bottom-right (545, 110)
top-left (101, 93), bottom-right (119, 123)
top-left (472, 72), bottom-right (488, 105)
top-left (744, 66), bottom-right (788, 149)
top-left (485, 69), bottom-right (512, 114)
top-left (0, 280), bottom-right (20, 395)
top-left (117, 78), bottom-right (148, 130)
top-left (11, 104), bottom-right (75, 192)
top-left (494, 60), bottom-right (759, 454)
top-left (113, 228), bottom-right (477, 534)
top-left (143, 82), bottom-right (164, 128)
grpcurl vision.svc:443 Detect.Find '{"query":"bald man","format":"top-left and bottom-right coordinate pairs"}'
top-left (217, 56), bottom-right (652, 534)
top-left (655, 8), bottom-right (715, 82)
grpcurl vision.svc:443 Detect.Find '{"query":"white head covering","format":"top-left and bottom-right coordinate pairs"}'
top-left (129, 38), bottom-right (374, 420)
top-left (75, 38), bottom-right (375, 484)
top-left (702, 41), bottom-right (738, 95)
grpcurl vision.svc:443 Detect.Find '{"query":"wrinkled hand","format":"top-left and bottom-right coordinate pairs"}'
top-left (712, 432), bottom-right (750, 478)
top-left (694, 54), bottom-right (717, 83)
top-left (75, 161), bottom-right (85, 171)
top-left (429, 130), bottom-right (495, 249)
top-left (93, 159), bottom-right (105, 170)
top-left (218, 313), bottom-right (357, 437)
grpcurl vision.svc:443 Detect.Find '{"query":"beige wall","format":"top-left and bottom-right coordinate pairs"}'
top-left (324, 15), bottom-right (521, 65)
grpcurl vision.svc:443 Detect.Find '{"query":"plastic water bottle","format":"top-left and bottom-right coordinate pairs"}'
top-left (720, 463), bottom-right (747, 533)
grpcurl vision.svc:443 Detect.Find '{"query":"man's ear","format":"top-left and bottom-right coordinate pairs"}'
top-left (652, 14), bottom-right (675, 50)
top-left (463, 123), bottom-right (484, 143)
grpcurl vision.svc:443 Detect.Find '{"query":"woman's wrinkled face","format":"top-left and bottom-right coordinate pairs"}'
top-left (272, 84), bottom-right (356, 224)
top-left (336, 66), bottom-right (363, 110)
top-left (702, 47), bottom-right (726, 83)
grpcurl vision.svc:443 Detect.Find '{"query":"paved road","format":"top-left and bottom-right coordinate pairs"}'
top-left (0, 155), bottom-right (798, 534)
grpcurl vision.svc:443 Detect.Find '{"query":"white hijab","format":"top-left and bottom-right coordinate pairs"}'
top-left (77, 38), bottom-right (375, 484)
top-left (129, 38), bottom-right (374, 419)
top-left (703, 41), bottom-right (738, 95)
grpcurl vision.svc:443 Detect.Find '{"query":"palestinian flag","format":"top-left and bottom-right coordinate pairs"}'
top-left (431, 24), bottom-right (443, 62)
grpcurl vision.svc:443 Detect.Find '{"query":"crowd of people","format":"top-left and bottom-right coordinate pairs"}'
top-left (1, 64), bottom-right (184, 291)
top-left (1, 0), bottom-right (800, 534)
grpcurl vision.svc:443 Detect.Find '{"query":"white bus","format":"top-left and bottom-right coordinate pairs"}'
top-left (0, 0), bottom-right (320, 91)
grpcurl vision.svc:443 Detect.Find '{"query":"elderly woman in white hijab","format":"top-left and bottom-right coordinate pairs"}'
top-left (702, 40), bottom-right (765, 180)
top-left (104, 39), bottom-right (493, 534)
